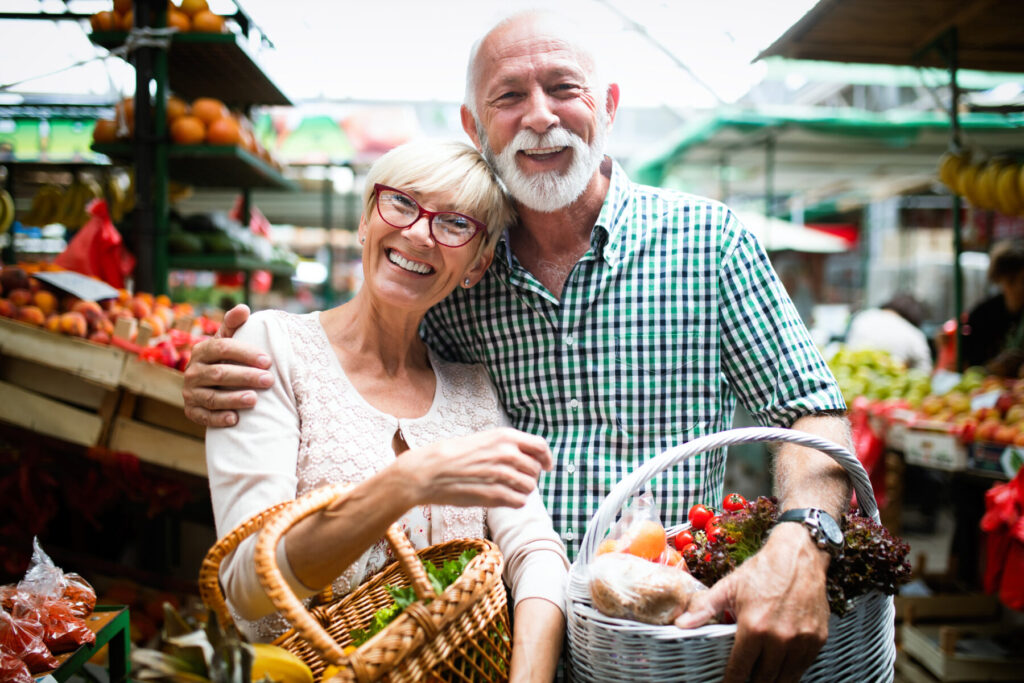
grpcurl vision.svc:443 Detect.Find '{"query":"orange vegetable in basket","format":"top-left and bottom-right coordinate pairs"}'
top-left (191, 97), bottom-right (228, 126)
top-left (626, 520), bottom-right (667, 561)
top-left (191, 10), bottom-right (225, 33)
top-left (597, 538), bottom-right (621, 556)
top-left (171, 116), bottom-right (206, 145)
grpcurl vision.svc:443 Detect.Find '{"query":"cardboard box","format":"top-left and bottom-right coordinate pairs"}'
top-left (904, 428), bottom-right (966, 471)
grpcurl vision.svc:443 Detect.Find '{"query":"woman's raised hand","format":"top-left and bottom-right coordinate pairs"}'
top-left (400, 428), bottom-right (553, 509)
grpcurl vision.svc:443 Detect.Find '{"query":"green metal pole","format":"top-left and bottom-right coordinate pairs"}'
top-left (947, 28), bottom-right (964, 371)
top-left (153, 0), bottom-right (169, 297)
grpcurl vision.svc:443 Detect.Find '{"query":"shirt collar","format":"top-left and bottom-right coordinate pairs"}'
top-left (495, 157), bottom-right (632, 270)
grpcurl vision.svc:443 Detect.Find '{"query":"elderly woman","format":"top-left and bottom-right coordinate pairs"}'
top-left (206, 140), bottom-right (567, 682)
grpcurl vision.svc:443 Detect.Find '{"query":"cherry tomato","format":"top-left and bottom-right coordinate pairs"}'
top-left (688, 504), bottom-right (713, 532)
top-left (673, 529), bottom-right (695, 551)
top-left (706, 524), bottom-right (725, 544)
top-left (681, 543), bottom-right (700, 565)
top-left (723, 492), bottom-right (748, 512)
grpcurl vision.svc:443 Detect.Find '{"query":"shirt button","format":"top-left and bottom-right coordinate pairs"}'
top-left (566, 463), bottom-right (576, 474)
top-left (569, 398), bottom-right (579, 409)
top-left (564, 335), bottom-right (574, 346)
top-left (564, 529), bottom-right (575, 541)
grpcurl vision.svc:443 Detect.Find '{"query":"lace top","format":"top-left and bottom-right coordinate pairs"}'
top-left (207, 311), bottom-right (568, 642)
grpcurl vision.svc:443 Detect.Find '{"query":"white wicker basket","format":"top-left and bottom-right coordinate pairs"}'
top-left (566, 427), bottom-right (896, 682)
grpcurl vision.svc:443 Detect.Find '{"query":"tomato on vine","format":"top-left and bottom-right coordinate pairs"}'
top-left (687, 503), bottom-right (713, 532)
top-left (673, 529), bottom-right (695, 551)
top-left (723, 492), bottom-right (748, 512)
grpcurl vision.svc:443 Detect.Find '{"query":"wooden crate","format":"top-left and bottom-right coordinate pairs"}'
top-left (0, 317), bottom-right (125, 388)
top-left (107, 416), bottom-right (206, 478)
top-left (900, 622), bottom-right (1024, 681)
top-left (119, 356), bottom-right (187, 408)
top-left (895, 593), bottom-right (1000, 624)
top-left (0, 379), bottom-right (105, 447)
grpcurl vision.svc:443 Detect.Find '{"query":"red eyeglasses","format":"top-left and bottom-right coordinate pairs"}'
top-left (374, 184), bottom-right (487, 248)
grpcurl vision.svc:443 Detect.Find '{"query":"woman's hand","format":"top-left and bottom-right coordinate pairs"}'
top-left (399, 428), bottom-right (553, 509)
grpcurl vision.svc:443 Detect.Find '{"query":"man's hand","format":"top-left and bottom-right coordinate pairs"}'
top-left (182, 304), bottom-right (273, 427)
top-left (675, 523), bottom-right (831, 682)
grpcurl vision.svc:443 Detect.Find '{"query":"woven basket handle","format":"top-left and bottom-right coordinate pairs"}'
top-left (253, 481), bottom-right (435, 664)
top-left (577, 426), bottom-right (876, 565)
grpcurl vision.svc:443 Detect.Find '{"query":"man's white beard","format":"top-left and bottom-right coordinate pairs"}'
top-left (479, 119), bottom-right (606, 213)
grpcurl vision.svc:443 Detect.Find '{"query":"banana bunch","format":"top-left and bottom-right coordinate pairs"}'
top-left (21, 184), bottom-right (63, 227)
top-left (107, 170), bottom-right (133, 223)
top-left (938, 151), bottom-right (1024, 216)
top-left (0, 189), bottom-right (14, 235)
top-left (250, 643), bottom-right (314, 683)
top-left (54, 175), bottom-right (104, 229)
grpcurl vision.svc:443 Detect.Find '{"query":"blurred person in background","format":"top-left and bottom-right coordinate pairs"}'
top-left (962, 239), bottom-right (1024, 375)
top-left (845, 294), bottom-right (933, 372)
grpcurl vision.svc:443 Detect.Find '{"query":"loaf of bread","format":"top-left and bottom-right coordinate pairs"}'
top-left (589, 553), bottom-right (707, 625)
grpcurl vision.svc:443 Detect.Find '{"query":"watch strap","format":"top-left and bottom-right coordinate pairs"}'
top-left (777, 508), bottom-right (842, 553)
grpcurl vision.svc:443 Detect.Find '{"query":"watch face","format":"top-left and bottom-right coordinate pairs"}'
top-left (818, 511), bottom-right (844, 546)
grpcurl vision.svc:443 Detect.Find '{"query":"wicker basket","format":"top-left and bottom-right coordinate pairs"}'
top-left (566, 427), bottom-right (896, 682)
top-left (199, 481), bottom-right (512, 682)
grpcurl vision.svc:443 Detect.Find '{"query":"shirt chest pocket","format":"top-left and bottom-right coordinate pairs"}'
top-left (613, 329), bottom-right (701, 375)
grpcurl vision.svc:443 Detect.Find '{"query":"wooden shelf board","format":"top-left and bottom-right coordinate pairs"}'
top-left (108, 416), bottom-right (206, 478)
top-left (0, 379), bottom-right (104, 447)
top-left (0, 317), bottom-right (125, 388)
top-left (120, 356), bottom-right (185, 407)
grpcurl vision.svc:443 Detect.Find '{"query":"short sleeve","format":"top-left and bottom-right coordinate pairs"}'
top-left (718, 216), bottom-right (846, 426)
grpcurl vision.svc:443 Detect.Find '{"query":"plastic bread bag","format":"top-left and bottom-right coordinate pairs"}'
top-left (588, 552), bottom-right (708, 625)
top-left (596, 492), bottom-right (685, 568)
top-left (0, 609), bottom-right (59, 673)
top-left (0, 651), bottom-right (35, 683)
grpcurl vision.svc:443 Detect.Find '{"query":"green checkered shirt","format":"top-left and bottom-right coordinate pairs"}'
top-left (422, 160), bottom-right (845, 559)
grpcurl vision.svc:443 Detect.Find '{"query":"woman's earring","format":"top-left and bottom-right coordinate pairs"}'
top-left (359, 236), bottom-right (365, 244)
top-left (463, 278), bottom-right (471, 288)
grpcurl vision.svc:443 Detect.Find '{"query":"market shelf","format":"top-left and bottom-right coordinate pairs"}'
top-left (42, 606), bottom-right (130, 683)
top-left (91, 143), bottom-right (294, 190)
top-left (89, 30), bottom-right (291, 106)
top-left (108, 416), bottom-right (206, 478)
top-left (0, 316), bottom-right (125, 389)
top-left (168, 252), bottom-right (296, 276)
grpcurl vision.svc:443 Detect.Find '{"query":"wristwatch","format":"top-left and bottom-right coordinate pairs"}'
top-left (776, 508), bottom-right (844, 556)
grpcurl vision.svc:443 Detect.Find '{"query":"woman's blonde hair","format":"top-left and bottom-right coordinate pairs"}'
top-left (363, 140), bottom-right (515, 255)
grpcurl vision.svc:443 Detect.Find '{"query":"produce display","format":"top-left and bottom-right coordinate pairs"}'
top-left (0, 540), bottom-right (98, 681)
top-left (588, 493), bottom-right (911, 625)
top-left (827, 347), bottom-right (932, 406)
top-left (0, 264), bottom-right (215, 371)
top-left (938, 151), bottom-right (1024, 215)
top-left (129, 604), bottom-right (314, 683)
top-left (93, 93), bottom-right (282, 170)
top-left (89, 0), bottom-right (226, 35)
top-left (19, 172), bottom-right (133, 229)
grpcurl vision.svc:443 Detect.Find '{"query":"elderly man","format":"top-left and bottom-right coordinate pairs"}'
top-left (184, 11), bottom-right (852, 682)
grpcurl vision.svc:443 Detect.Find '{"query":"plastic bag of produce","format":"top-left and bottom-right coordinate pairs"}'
top-left (0, 651), bottom-right (34, 683)
top-left (17, 538), bottom-right (96, 616)
top-left (596, 492), bottom-right (683, 567)
top-left (981, 467), bottom-right (1024, 610)
top-left (0, 609), bottom-right (59, 673)
top-left (10, 594), bottom-right (95, 653)
top-left (54, 199), bottom-right (135, 289)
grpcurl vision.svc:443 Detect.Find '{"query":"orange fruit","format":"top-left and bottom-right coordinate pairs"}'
top-left (178, 0), bottom-right (209, 16)
top-left (191, 10), bottom-right (224, 33)
top-left (191, 97), bottom-right (228, 126)
top-left (206, 116), bottom-right (241, 146)
top-left (117, 9), bottom-right (133, 31)
top-left (92, 119), bottom-right (118, 143)
top-left (596, 538), bottom-right (621, 556)
top-left (170, 115), bottom-right (206, 145)
top-left (90, 11), bottom-right (115, 32)
top-left (167, 8), bottom-right (190, 32)
top-left (166, 95), bottom-right (189, 122)
top-left (114, 0), bottom-right (133, 14)
top-left (626, 520), bottom-right (667, 561)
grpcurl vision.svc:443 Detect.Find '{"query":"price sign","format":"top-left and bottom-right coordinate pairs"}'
top-left (33, 271), bottom-right (119, 302)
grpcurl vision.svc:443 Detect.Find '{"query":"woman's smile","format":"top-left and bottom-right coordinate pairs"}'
top-left (385, 247), bottom-right (435, 276)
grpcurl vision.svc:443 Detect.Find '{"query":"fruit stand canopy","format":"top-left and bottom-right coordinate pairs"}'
top-left (757, 0), bottom-right (1024, 73)
top-left (629, 106), bottom-right (1024, 211)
